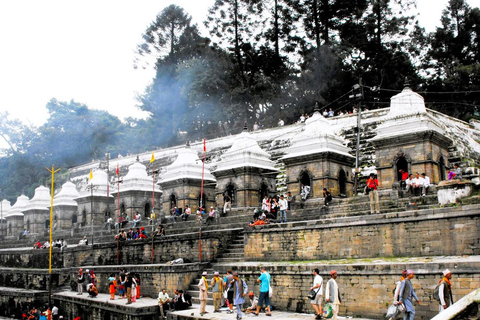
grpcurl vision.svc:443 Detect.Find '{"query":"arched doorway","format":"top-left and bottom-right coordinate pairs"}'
top-left (82, 210), bottom-right (87, 227)
top-left (169, 194), bottom-right (177, 211)
top-left (225, 184), bottom-right (236, 206)
top-left (260, 183), bottom-right (269, 202)
top-left (300, 171), bottom-right (311, 187)
top-left (144, 202), bottom-right (151, 218)
top-left (396, 156), bottom-right (409, 181)
top-left (8, 223), bottom-right (11, 236)
top-left (44, 219), bottom-right (50, 230)
top-left (72, 214), bottom-right (77, 224)
top-left (338, 169), bottom-right (347, 195)
top-left (439, 156), bottom-right (446, 181)
top-left (26, 220), bottom-right (30, 231)
top-left (198, 193), bottom-right (207, 209)
top-left (120, 203), bottom-right (126, 215)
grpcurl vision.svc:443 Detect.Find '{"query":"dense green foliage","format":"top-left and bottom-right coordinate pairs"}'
top-left (0, 0), bottom-right (479, 202)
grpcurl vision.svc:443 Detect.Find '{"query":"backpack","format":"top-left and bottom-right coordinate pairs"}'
top-left (433, 283), bottom-right (441, 302)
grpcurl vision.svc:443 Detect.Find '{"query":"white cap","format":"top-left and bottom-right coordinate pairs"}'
top-left (202, 271), bottom-right (208, 276)
top-left (443, 269), bottom-right (452, 276)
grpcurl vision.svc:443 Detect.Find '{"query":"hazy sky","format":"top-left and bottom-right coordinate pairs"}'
top-left (0, 0), bottom-right (477, 126)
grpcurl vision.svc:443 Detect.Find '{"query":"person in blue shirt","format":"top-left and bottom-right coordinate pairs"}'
top-left (254, 267), bottom-right (272, 316)
top-left (399, 270), bottom-right (421, 320)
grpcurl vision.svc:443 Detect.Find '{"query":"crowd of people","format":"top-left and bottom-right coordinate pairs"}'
top-left (194, 268), bottom-right (272, 319)
top-left (32, 238), bottom-right (67, 250)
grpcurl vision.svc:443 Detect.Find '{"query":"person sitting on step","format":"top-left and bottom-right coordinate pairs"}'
top-left (301, 184), bottom-right (311, 200)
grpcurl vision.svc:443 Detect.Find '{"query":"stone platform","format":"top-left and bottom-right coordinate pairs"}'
top-left (169, 305), bottom-right (374, 320)
top-left (53, 291), bottom-right (159, 319)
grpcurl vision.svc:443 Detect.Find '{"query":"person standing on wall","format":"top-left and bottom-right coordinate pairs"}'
top-left (367, 173), bottom-right (380, 214)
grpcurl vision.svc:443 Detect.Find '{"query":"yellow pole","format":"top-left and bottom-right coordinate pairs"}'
top-left (46, 165), bottom-right (60, 309)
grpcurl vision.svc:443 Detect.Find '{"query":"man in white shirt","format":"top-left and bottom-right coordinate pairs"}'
top-left (421, 173), bottom-right (430, 196)
top-left (412, 172), bottom-right (424, 196)
top-left (205, 206), bottom-right (216, 225)
top-left (325, 270), bottom-right (341, 320)
top-left (310, 268), bottom-right (323, 319)
top-left (158, 288), bottom-right (171, 319)
top-left (133, 212), bottom-right (141, 228)
top-left (404, 174), bottom-right (414, 196)
top-left (301, 184), bottom-right (311, 200)
top-left (278, 195), bottom-right (288, 223)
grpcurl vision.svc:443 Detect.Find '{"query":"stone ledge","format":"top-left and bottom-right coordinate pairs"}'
top-left (54, 291), bottom-right (158, 316)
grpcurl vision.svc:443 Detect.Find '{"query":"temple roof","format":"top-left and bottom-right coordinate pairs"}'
top-left (372, 86), bottom-right (445, 142)
top-left (1, 200), bottom-right (11, 218)
top-left (389, 86), bottom-right (427, 118)
top-left (77, 170), bottom-right (113, 198)
top-left (53, 181), bottom-right (80, 207)
top-left (282, 110), bottom-right (353, 160)
top-left (24, 185), bottom-right (51, 211)
top-left (214, 130), bottom-right (277, 173)
top-left (161, 146), bottom-right (216, 184)
top-left (113, 161), bottom-right (162, 193)
top-left (7, 194), bottom-right (29, 217)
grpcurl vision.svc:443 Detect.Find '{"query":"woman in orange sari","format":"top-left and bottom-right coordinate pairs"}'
top-left (135, 274), bottom-right (141, 299)
top-left (109, 274), bottom-right (117, 300)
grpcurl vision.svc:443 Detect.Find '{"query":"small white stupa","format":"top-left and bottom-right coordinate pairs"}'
top-left (53, 181), bottom-right (80, 207)
top-left (122, 160), bottom-right (163, 193)
top-left (282, 104), bottom-right (353, 160)
top-left (7, 194), bottom-right (29, 235)
top-left (161, 146), bottom-right (216, 184)
top-left (1, 199), bottom-right (11, 217)
top-left (25, 185), bottom-right (51, 211)
top-left (372, 82), bottom-right (445, 142)
top-left (214, 127), bottom-right (277, 173)
top-left (78, 170), bottom-right (110, 197)
top-left (8, 195), bottom-right (29, 217)
top-left (52, 181), bottom-right (80, 229)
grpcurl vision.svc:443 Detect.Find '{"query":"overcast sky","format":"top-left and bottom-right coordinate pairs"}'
top-left (0, 0), bottom-right (477, 127)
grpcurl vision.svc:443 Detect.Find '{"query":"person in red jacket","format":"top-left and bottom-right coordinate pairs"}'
top-left (367, 173), bottom-right (380, 214)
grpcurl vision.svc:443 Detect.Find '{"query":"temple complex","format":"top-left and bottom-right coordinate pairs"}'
top-left (0, 86), bottom-right (479, 320)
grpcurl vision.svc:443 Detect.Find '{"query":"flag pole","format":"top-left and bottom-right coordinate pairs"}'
top-left (199, 139), bottom-right (206, 263)
top-left (116, 164), bottom-right (120, 264)
top-left (46, 165), bottom-right (60, 310)
top-left (150, 152), bottom-right (155, 263)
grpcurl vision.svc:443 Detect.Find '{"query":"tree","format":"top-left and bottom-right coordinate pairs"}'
top-left (422, 0), bottom-right (480, 119)
top-left (135, 5), bottom-right (193, 68)
top-left (337, 0), bottom-right (418, 106)
top-left (0, 112), bottom-right (37, 157)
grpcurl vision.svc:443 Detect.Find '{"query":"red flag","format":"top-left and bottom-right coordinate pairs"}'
top-left (116, 164), bottom-right (119, 175)
top-left (203, 138), bottom-right (206, 153)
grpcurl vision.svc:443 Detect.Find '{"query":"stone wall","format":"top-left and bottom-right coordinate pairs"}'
top-left (161, 181), bottom-right (216, 214)
top-left (373, 134), bottom-right (450, 188)
top-left (244, 210), bottom-right (480, 261)
top-left (54, 293), bottom-right (160, 320)
top-left (0, 268), bottom-right (70, 291)
top-left (0, 228), bottom-right (242, 268)
top-left (0, 287), bottom-right (48, 319)
top-left (284, 154), bottom-right (354, 198)
top-left (215, 167), bottom-right (277, 209)
top-left (67, 263), bottom-right (201, 298)
top-left (231, 260), bottom-right (480, 320)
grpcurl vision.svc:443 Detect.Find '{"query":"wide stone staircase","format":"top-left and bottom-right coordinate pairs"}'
top-left (0, 187), bottom-right (449, 251)
top-left (186, 231), bottom-right (245, 306)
